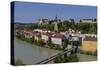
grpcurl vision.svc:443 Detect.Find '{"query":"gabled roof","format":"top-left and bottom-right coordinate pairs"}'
top-left (51, 33), bottom-right (64, 38)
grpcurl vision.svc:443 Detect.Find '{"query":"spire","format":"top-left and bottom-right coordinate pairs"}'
top-left (54, 15), bottom-right (58, 22)
top-left (54, 22), bottom-right (58, 32)
top-left (54, 15), bottom-right (58, 32)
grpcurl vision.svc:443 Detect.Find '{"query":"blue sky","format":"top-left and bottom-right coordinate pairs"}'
top-left (13, 1), bottom-right (97, 23)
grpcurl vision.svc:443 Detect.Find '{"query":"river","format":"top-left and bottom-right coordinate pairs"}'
top-left (14, 37), bottom-right (61, 65)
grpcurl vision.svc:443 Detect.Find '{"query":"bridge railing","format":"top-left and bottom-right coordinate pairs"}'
top-left (35, 47), bottom-right (76, 64)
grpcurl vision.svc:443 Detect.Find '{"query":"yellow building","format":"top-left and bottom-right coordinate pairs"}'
top-left (80, 37), bottom-right (97, 52)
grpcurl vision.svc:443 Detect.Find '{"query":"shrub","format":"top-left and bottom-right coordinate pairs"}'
top-left (53, 54), bottom-right (79, 63)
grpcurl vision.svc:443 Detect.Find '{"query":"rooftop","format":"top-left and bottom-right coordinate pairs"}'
top-left (84, 36), bottom-right (97, 41)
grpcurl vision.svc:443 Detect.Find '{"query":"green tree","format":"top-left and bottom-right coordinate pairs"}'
top-left (63, 39), bottom-right (69, 50)
top-left (37, 37), bottom-right (44, 46)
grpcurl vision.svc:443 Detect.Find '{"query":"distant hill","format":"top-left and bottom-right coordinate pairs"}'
top-left (14, 22), bottom-right (37, 25)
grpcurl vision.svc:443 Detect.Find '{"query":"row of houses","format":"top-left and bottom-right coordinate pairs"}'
top-left (15, 27), bottom-right (97, 50)
top-left (15, 28), bottom-right (83, 49)
top-left (16, 28), bottom-right (97, 41)
top-left (16, 29), bottom-right (63, 45)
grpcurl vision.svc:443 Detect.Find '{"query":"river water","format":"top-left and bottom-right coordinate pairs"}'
top-left (14, 37), bottom-right (97, 65)
top-left (14, 37), bottom-right (61, 65)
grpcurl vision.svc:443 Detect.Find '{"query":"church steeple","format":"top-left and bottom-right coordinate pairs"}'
top-left (54, 15), bottom-right (58, 22)
top-left (54, 16), bottom-right (58, 32)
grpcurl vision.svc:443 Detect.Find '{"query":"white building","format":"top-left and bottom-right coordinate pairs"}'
top-left (80, 19), bottom-right (96, 23)
top-left (38, 18), bottom-right (43, 25)
top-left (38, 18), bottom-right (48, 25)
top-left (51, 33), bottom-right (64, 48)
top-left (34, 32), bottom-right (41, 41)
top-left (23, 29), bottom-right (33, 39)
top-left (41, 33), bottom-right (49, 43)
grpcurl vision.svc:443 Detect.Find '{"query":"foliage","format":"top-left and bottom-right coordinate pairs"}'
top-left (36, 37), bottom-right (44, 46)
top-left (37, 22), bottom-right (97, 34)
top-left (63, 39), bottom-right (69, 50)
top-left (30, 23), bottom-right (38, 30)
top-left (78, 50), bottom-right (97, 56)
top-left (15, 21), bottom-right (97, 34)
top-left (54, 54), bottom-right (79, 63)
top-left (16, 34), bottom-right (33, 44)
top-left (94, 50), bottom-right (97, 56)
top-left (64, 54), bottom-right (79, 62)
top-left (38, 24), bottom-right (54, 31)
top-left (54, 56), bottom-right (64, 63)
top-left (72, 41), bottom-right (80, 46)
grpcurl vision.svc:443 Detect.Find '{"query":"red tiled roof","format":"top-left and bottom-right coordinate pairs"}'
top-left (24, 28), bottom-right (32, 31)
top-left (42, 32), bottom-right (49, 36)
top-left (51, 33), bottom-right (64, 38)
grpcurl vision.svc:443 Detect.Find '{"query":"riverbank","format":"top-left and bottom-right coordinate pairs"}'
top-left (15, 36), bottom-right (62, 52)
top-left (15, 35), bottom-right (66, 51)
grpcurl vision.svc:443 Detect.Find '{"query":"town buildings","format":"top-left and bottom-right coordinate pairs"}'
top-left (15, 16), bottom-right (97, 50)
top-left (51, 33), bottom-right (65, 48)
top-left (38, 18), bottom-right (48, 25)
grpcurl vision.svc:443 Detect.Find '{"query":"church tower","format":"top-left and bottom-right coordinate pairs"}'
top-left (54, 16), bottom-right (58, 32)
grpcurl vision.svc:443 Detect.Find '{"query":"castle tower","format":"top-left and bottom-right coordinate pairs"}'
top-left (38, 18), bottom-right (43, 25)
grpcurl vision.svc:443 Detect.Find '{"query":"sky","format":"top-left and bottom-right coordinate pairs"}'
top-left (13, 1), bottom-right (97, 23)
